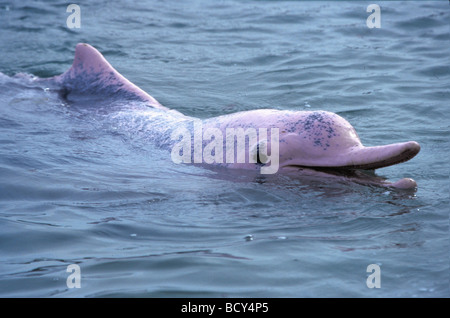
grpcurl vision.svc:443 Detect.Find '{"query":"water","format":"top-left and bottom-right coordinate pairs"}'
top-left (0, 0), bottom-right (448, 298)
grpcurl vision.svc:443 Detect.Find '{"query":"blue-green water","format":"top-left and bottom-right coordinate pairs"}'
top-left (0, 1), bottom-right (448, 297)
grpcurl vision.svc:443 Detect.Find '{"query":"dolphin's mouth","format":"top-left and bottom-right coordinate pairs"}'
top-left (280, 165), bottom-right (418, 189)
top-left (281, 165), bottom-right (368, 178)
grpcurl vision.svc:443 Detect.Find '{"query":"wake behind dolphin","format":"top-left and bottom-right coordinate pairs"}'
top-left (6, 43), bottom-right (421, 189)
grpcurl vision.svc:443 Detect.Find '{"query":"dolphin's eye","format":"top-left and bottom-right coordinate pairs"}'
top-left (254, 142), bottom-right (268, 165)
top-left (256, 144), bottom-right (263, 164)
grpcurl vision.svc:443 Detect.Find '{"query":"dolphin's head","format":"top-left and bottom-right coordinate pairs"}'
top-left (211, 109), bottom-right (420, 174)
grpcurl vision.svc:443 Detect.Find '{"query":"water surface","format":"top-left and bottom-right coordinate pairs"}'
top-left (0, 0), bottom-right (448, 297)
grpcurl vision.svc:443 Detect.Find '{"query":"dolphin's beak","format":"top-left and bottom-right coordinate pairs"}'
top-left (340, 141), bottom-right (421, 170)
top-left (281, 141), bottom-right (420, 170)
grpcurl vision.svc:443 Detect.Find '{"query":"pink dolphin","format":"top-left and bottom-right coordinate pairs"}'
top-left (49, 43), bottom-right (421, 188)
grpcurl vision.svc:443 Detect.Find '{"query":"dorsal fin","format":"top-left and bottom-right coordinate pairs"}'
top-left (55, 43), bottom-right (165, 109)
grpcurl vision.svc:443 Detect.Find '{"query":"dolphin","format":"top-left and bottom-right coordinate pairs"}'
top-left (32, 43), bottom-right (420, 189)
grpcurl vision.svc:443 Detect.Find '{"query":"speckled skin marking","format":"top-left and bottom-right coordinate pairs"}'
top-left (42, 43), bottom-right (421, 188)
